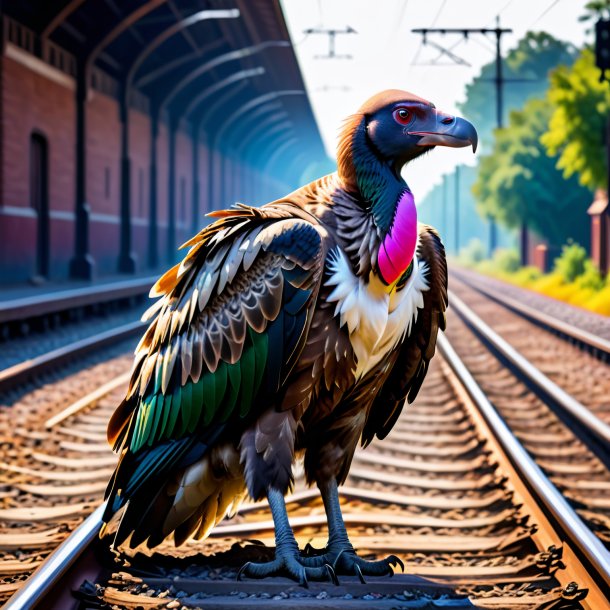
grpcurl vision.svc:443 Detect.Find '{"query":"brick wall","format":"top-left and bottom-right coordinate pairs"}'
top-left (175, 129), bottom-right (192, 246)
top-left (129, 108), bottom-right (150, 269)
top-left (0, 49), bottom-right (76, 282)
top-left (88, 89), bottom-right (120, 274)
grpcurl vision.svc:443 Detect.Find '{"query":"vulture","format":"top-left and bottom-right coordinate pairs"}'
top-left (104, 89), bottom-right (477, 584)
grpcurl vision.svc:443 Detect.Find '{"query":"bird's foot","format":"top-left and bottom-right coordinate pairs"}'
top-left (301, 544), bottom-right (404, 582)
top-left (237, 547), bottom-right (337, 587)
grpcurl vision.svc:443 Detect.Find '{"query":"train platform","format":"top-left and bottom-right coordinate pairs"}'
top-left (0, 269), bottom-right (162, 303)
top-left (0, 270), bottom-right (163, 325)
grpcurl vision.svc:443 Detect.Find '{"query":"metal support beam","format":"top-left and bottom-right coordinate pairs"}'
top-left (118, 79), bottom-right (136, 274)
top-left (66, 0), bottom-right (166, 278)
top-left (69, 62), bottom-right (94, 279)
top-left (116, 8), bottom-right (239, 272)
top-left (263, 135), bottom-right (298, 178)
top-left (167, 118), bottom-right (177, 264)
top-left (242, 120), bottom-right (293, 168)
top-left (194, 82), bottom-right (250, 212)
top-left (232, 114), bottom-right (291, 201)
top-left (182, 67), bottom-right (265, 120)
top-left (212, 91), bottom-right (305, 204)
top-left (191, 124), bottom-right (200, 234)
top-left (161, 41), bottom-right (290, 113)
top-left (126, 9), bottom-right (240, 94)
top-left (248, 133), bottom-right (298, 202)
top-left (41, 0), bottom-right (87, 40)
top-left (148, 109), bottom-right (160, 268)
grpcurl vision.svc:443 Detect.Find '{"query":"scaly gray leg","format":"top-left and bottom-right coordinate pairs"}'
top-left (301, 478), bottom-right (404, 581)
top-left (237, 488), bottom-right (336, 586)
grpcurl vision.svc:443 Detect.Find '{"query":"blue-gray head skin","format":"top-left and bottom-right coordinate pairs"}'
top-left (337, 89), bottom-right (478, 234)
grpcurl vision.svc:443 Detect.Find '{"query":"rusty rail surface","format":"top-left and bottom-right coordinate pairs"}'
top-left (0, 320), bottom-right (145, 393)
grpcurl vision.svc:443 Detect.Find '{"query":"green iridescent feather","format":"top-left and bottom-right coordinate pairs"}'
top-left (129, 324), bottom-right (271, 453)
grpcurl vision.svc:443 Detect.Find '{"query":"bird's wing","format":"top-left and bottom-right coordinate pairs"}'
top-left (104, 204), bottom-right (327, 528)
top-left (361, 225), bottom-right (447, 446)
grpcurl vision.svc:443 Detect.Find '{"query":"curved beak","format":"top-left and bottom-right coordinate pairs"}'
top-left (410, 110), bottom-right (478, 153)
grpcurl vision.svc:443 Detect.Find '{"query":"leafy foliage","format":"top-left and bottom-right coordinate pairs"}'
top-left (492, 248), bottom-right (521, 273)
top-left (553, 242), bottom-right (588, 282)
top-left (473, 98), bottom-right (592, 248)
top-left (459, 32), bottom-right (577, 148)
top-left (579, 0), bottom-right (610, 22)
top-left (541, 49), bottom-right (610, 189)
top-left (577, 259), bottom-right (606, 290)
top-left (459, 238), bottom-right (486, 265)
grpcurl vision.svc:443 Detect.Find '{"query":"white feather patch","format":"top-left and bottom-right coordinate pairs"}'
top-left (326, 246), bottom-right (429, 378)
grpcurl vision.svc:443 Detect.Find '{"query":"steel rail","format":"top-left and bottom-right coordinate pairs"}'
top-left (3, 503), bottom-right (106, 610)
top-left (0, 320), bottom-right (145, 393)
top-left (5, 340), bottom-right (608, 607)
top-left (449, 290), bottom-right (610, 446)
top-left (452, 269), bottom-right (610, 358)
top-left (438, 332), bottom-right (610, 596)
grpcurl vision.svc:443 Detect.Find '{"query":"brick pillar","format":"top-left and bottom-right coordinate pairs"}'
top-left (167, 118), bottom-right (177, 264)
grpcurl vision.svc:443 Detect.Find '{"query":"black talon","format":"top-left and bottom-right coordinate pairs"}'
top-left (354, 563), bottom-right (366, 584)
top-left (237, 562), bottom-right (251, 581)
top-left (300, 571), bottom-right (309, 589)
top-left (325, 563), bottom-right (339, 585)
top-left (395, 556), bottom-right (405, 572)
top-left (331, 548), bottom-right (348, 570)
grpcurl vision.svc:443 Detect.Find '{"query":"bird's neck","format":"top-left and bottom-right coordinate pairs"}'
top-left (338, 117), bottom-right (417, 286)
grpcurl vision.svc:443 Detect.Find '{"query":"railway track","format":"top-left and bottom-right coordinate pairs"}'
top-left (0, 346), bottom-right (133, 604)
top-left (0, 277), bottom-right (155, 393)
top-left (3, 338), bottom-right (609, 609)
top-left (450, 268), bottom-right (610, 361)
top-left (444, 289), bottom-right (610, 549)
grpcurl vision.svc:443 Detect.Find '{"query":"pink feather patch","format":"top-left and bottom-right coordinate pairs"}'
top-left (378, 190), bottom-right (417, 285)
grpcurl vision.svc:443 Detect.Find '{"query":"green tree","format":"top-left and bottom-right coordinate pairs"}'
top-left (474, 98), bottom-right (592, 248)
top-left (541, 48), bottom-right (610, 189)
top-left (579, 0), bottom-right (610, 23)
top-left (459, 32), bottom-right (577, 149)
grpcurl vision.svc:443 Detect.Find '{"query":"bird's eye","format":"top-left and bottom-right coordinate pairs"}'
top-left (393, 108), bottom-right (411, 125)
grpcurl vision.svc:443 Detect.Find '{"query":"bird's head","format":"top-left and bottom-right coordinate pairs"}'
top-left (337, 89), bottom-right (477, 286)
top-left (338, 89), bottom-right (477, 187)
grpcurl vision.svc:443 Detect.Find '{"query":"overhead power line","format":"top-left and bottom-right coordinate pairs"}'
top-left (412, 17), bottom-right (514, 254)
top-left (302, 26), bottom-right (357, 59)
top-left (530, 0), bottom-right (562, 27)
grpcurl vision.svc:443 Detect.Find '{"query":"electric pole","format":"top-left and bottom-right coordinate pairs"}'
top-left (303, 26), bottom-right (357, 59)
top-left (595, 18), bottom-right (610, 275)
top-left (412, 19), bottom-right (513, 257)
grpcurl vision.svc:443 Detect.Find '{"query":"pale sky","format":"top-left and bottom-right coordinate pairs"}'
top-left (281, 0), bottom-right (591, 199)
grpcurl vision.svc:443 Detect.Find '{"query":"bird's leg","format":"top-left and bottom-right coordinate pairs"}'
top-left (237, 487), bottom-right (336, 586)
top-left (301, 478), bottom-right (404, 581)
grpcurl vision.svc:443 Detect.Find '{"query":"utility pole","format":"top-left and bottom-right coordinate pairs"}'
top-left (412, 19), bottom-right (513, 257)
top-left (454, 166), bottom-right (460, 255)
top-left (595, 18), bottom-right (610, 275)
top-left (303, 26), bottom-right (357, 59)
